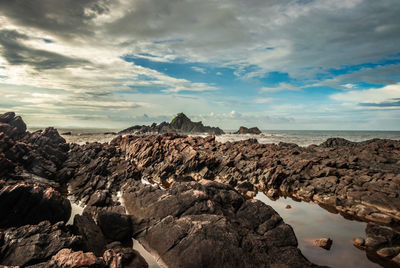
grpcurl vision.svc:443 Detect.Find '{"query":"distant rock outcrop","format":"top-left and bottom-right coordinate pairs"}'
top-left (119, 113), bottom-right (224, 135)
top-left (234, 126), bottom-right (262, 134)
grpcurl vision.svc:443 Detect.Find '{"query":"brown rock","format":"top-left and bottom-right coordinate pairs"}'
top-left (313, 238), bottom-right (333, 250)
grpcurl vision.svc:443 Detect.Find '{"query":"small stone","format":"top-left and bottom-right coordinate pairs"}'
top-left (313, 238), bottom-right (333, 250)
top-left (285, 205), bottom-right (292, 209)
top-left (352, 237), bottom-right (365, 247)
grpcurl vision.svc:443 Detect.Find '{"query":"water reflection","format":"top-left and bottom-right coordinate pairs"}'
top-left (255, 192), bottom-right (382, 268)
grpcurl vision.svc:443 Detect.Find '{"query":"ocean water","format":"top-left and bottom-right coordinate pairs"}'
top-left (31, 128), bottom-right (400, 146)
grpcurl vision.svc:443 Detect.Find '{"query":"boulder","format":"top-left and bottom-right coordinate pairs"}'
top-left (73, 212), bottom-right (107, 256)
top-left (0, 221), bottom-right (80, 266)
top-left (0, 181), bottom-right (71, 228)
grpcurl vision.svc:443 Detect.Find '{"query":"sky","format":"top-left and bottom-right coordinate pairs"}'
top-left (0, 0), bottom-right (399, 130)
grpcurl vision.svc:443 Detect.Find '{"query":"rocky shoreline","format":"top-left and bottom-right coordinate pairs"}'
top-left (1, 111), bottom-right (400, 267)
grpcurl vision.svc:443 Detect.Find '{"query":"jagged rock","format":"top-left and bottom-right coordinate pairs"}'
top-left (119, 113), bottom-right (224, 135)
top-left (73, 212), bottom-right (107, 256)
top-left (117, 134), bottom-right (400, 226)
top-left (0, 112), bottom-right (16, 123)
top-left (0, 181), bottom-right (71, 228)
top-left (0, 221), bottom-right (80, 266)
top-left (122, 180), bottom-right (319, 268)
top-left (234, 126), bottom-right (262, 134)
top-left (46, 248), bottom-right (105, 268)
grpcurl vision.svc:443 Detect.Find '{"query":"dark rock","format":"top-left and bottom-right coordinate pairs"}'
top-left (119, 113), bottom-right (224, 135)
top-left (122, 180), bottom-right (318, 268)
top-left (87, 190), bottom-right (110, 207)
top-left (0, 221), bottom-right (80, 266)
top-left (321, 138), bottom-right (354, 147)
top-left (10, 116), bottom-right (27, 135)
top-left (73, 212), bottom-right (107, 256)
top-left (97, 210), bottom-right (132, 242)
top-left (0, 181), bottom-right (71, 228)
top-left (313, 238), bottom-right (333, 250)
top-left (0, 111), bottom-right (16, 123)
top-left (285, 204), bottom-right (292, 209)
top-left (234, 126), bottom-right (262, 134)
top-left (61, 131), bottom-right (72, 135)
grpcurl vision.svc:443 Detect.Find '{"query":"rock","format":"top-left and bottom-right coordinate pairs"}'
top-left (103, 242), bottom-right (148, 268)
top-left (73, 212), bottom-right (107, 256)
top-left (376, 247), bottom-right (400, 258)
top-left (10, 116), bottom-right (27, 135)
top-left (234, 126), bottom-right (262, 134)
top-left (122, 180), bottom-right (318, 267)
top-left (97, 210), bottom-right (132, 242)
top-left (285, 204), bottom-right (292, 209)
top-left (61, 131), bottom-right (72, 135)
top-left (0, 112), bottom-right (16, 123)
top-left (392, 253), bottom-right (400, 265)
top-left (352, 237), bottom-right (365, 247)
top-left (87, 190), bottom-right (110, 207)
top-left (321, 138), bottom-right (354, 147)
top-left (365, 223), bottom-right (400, 250)
top-left (119, 113), bottom-right (224, 135)
top-left (0, 181), bottom-right (71, 228)
top-left (0, 112), bottom-right (27, 138)
top-left (0, 221), bottom-right (80, 266)
top-left (313, 238), bottom-right (333, 250)
top-left (47, 248), bottom-right (105, 267)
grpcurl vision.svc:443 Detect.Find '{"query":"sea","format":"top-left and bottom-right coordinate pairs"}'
top-left (29, 128), bottom-right (400, 146)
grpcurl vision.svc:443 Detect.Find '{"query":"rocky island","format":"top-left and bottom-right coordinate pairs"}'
top-left (119, 113), bottom-right (225, 136)
top-left (1, 111), bottom-right (400, 267)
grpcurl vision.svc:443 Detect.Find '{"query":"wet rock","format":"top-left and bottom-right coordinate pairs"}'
top-left (0, 221), bottom-right (80, 266)
top-left (313, 238), bottom-right (333, 250)
top-left (376, 247), bottom-right (400, 258)
top-left (0, 181), bottom-right (71, 228)
top-left (352, 237), bottom-right (365, 248)
top-left (104, 241), bottom-right (148, 268)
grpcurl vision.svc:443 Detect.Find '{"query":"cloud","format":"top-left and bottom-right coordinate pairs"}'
top-left (331, 83), bottom-right (400, 110)
top-left (260, 82), bottom-right (300, 93)
top-left (191, 66), bottom-right (206, 74)
top-left (0, 29), bottom-right (90, 70)
top-left (359, 100), bottom-right (400, 108)
top-left (331, 83), bottom-right (400, 103)
top-left (0, 0), bottom-right (399, 129)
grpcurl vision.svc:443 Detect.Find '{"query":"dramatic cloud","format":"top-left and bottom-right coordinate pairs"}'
top-left (0, 0), bottom-right (399, 129)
